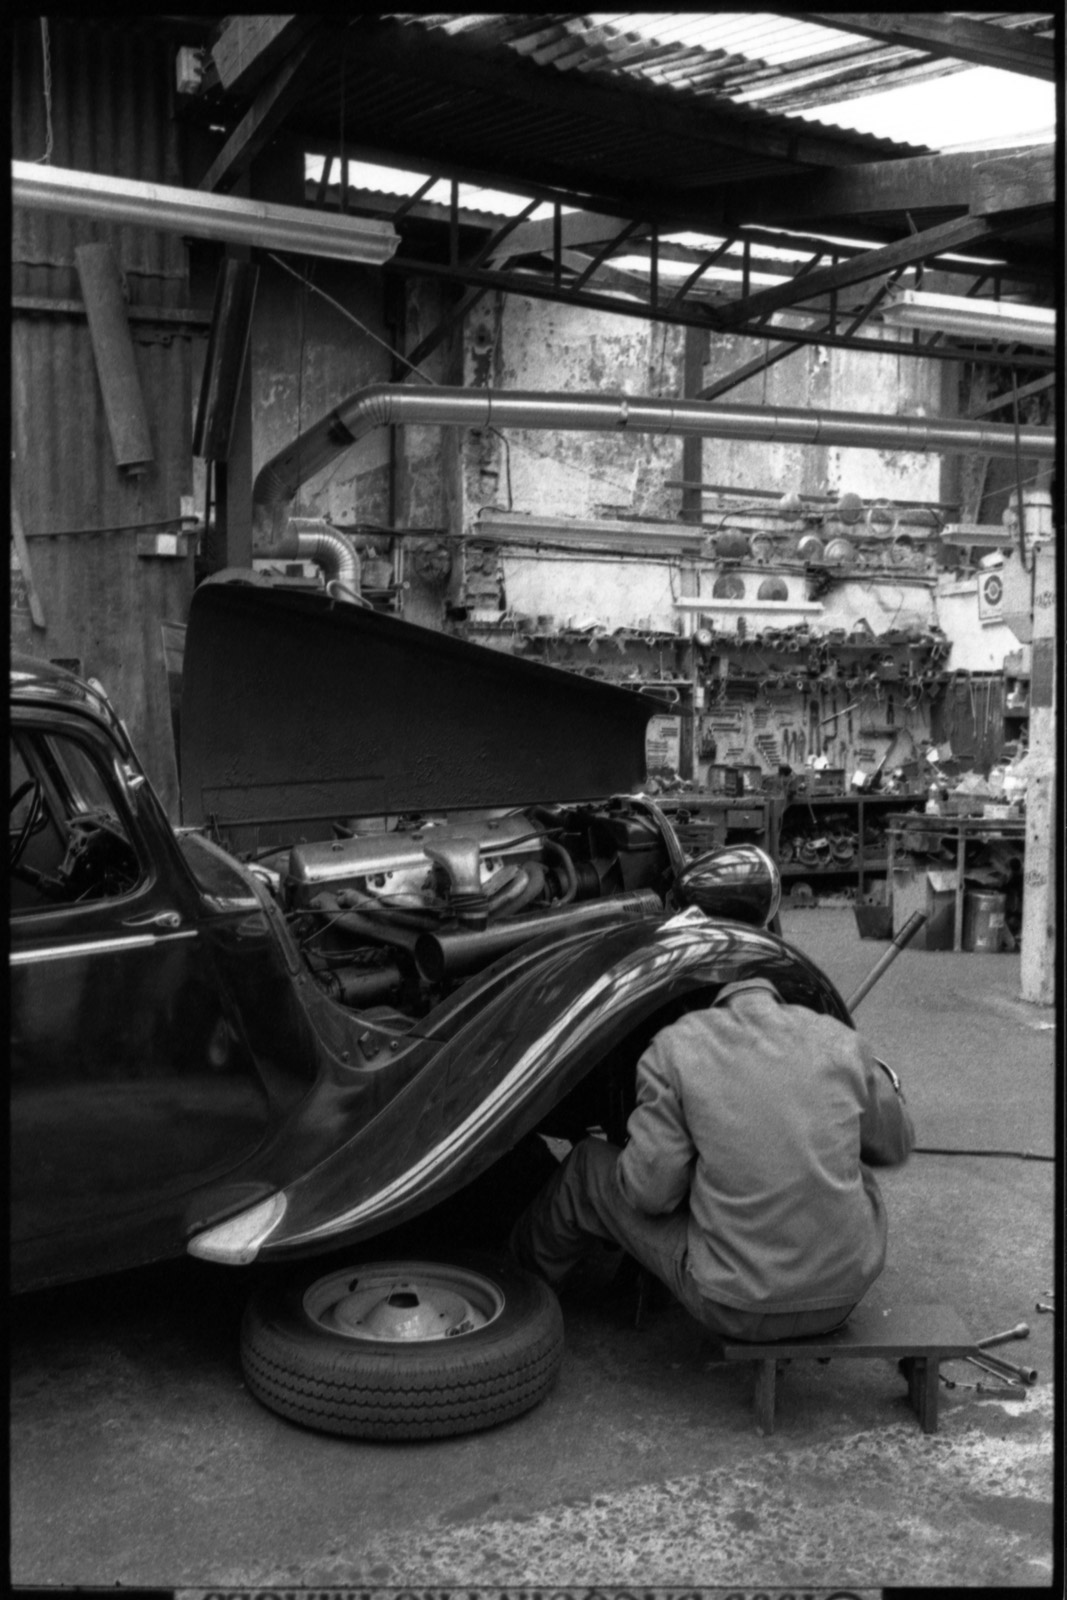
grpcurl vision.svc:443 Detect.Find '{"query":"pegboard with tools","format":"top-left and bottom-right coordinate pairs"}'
top-left (695, 621), bottom-right (947, 791)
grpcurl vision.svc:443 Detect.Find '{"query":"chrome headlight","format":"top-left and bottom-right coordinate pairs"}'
top-left (673, 843), bottom-right (781, 928)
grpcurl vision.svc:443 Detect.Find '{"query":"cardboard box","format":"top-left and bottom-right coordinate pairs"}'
top-left (891, 867), bottom-right (957, 950)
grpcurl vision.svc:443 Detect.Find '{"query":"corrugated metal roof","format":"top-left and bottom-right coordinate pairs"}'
top-left (393, 12), bottom-right (1053, 123)
top-left (387, 13), bottom-right (931, 158)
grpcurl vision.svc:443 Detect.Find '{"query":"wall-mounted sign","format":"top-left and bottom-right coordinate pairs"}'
top-left (646, 713), bottom-right (681, 773)
top-left (977, 569), bottom-right (1004, 624)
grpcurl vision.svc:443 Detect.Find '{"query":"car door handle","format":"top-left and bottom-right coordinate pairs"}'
top-left (121, 910), bottom-right (183, 930)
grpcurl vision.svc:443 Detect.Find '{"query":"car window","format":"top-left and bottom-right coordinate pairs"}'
top-left (10, 728), bottom-right (145, 913)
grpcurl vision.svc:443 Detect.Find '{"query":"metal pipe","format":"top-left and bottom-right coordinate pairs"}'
top-left (323, 963), bottom-right (404, 1006)
top-left (322, 908), bottom-right (424, 954)
top-left (846, 911), bottom-right (927, 1012)
top-left (251, 384), bottom-right (1057, 543)
top-left (415, 889), bottom-right (664, 983)
top-left (272, 518), bottom-right (361, 595)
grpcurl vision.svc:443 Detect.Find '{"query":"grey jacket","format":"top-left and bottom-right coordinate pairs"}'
top-left (616, 986), bottom-right (914, 1313)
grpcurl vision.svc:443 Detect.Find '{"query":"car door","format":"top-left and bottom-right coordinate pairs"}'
top-left (10, 709), bottom-right (272, 1288)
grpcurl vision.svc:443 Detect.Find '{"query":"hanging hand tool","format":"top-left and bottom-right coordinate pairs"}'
top-left (820, 697), bottom-right (860, 729)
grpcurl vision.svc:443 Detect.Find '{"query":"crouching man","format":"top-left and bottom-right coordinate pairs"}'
top-left (510, 978), bottom-right (914, 1340)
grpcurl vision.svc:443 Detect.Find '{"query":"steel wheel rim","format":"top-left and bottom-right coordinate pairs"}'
top-left (302, 1260), bottom-right (507, 1343)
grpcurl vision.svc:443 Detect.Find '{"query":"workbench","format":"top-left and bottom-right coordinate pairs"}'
top-left (886, 813), bottom-right (1025, 953)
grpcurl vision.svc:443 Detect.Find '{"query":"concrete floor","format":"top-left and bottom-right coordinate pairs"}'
top-left (10, 909), bottom-right (1058, 1590)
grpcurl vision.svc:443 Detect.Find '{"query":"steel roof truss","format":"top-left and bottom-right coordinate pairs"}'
top-left (700, 265), bottom-right (906, 401)
top-left (664, 240), bottom-right (738, 311)
top-left (710, 213), bottom-right (1007, 330)
top-left (566, 221), bottom-right (646, 294)
top-left (383, 254), bottom-right (1052, 371)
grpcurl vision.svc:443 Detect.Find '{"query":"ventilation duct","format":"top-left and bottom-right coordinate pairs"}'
top-left (251, 385), bottom-right (1056, 548)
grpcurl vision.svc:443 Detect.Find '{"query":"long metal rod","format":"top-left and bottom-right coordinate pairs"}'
top-left (846, 911), bottom-right (927, 1012)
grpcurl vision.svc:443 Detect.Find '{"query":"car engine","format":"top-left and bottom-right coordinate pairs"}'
top-left (266, 799), bottom-right (677, 1012)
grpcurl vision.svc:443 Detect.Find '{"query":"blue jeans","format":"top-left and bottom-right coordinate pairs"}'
top-left (509, 1136), bottom-right (854, 1342)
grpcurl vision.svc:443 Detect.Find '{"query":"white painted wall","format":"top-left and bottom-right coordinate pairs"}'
top-left (698, 320), bottom-right (947, 503)
top-left (936, 574), bottom-right (1021, 671)
top-left (497, 551), bottom-right (686, 633)
top-left (466, 295), bottom-right (688, 527)
top-left (820, 577), bottom-right (937, 637)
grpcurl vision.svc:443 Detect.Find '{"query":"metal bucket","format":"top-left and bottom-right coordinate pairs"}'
top-left (963, 890), bottom-right (1007, 953)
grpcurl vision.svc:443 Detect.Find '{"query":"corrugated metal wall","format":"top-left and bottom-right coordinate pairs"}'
top-left (11, 18), bottom-right (197, 818)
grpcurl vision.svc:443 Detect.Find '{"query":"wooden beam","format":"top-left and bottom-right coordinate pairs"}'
top-left (971, 147), bottom-right (1057, 217)
top-left (209, 15), bottom-right (313, 93)
top-left (199, 38), bottom-right (322, 194)
top-left (709, 214), bottom-right (1006, 330)
top-left (791, 13), bottom-right (1056, 80)
top-left (719, 146), bottom-right (1051, 227)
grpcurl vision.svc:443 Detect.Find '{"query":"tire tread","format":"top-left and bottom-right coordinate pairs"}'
top-left (240, 1254), bottom-right (564, 1439)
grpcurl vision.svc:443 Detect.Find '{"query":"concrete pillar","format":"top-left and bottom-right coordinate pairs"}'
top-left (1020, 544), bottom-right (1056, 1004)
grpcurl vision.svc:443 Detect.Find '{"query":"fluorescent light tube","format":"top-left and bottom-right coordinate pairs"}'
top-left (13, 162), bottom-right (399, 264)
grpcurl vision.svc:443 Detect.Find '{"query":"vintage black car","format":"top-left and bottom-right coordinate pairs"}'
top-left (11, 582), bottom-right (852, 1439)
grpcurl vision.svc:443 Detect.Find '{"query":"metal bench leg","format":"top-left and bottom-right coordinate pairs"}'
top-left (754, 1358), bottom-right (777, 1435)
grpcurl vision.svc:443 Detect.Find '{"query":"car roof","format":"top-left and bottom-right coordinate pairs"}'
top-left (10, 652), bottom-right (120, 731)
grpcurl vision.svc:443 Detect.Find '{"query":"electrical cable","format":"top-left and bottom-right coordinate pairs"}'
top-left (29, 515), bottom-right (192, 537)
top-left (266, 253), bottom-right (438, 383)
top-left (913, 1146), bottom-right (1053, 1162)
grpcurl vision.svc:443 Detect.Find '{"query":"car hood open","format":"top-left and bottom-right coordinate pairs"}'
top-left (180, 584), bottom-right (666, 839)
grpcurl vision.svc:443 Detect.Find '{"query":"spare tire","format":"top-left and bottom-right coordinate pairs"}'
top-left (240, 1253), bottom-right (564, 1440)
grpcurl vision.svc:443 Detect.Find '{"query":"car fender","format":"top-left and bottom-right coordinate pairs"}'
top-left (188, 911), bottom-right (849, 1264)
